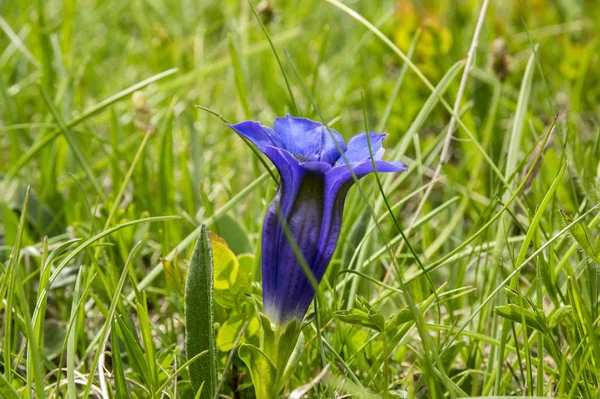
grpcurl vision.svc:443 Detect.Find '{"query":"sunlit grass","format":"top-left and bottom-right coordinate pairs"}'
top-left (1, 0), bottom-right (600, 397)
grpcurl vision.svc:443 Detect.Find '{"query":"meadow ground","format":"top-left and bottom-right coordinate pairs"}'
top-left (1, 0), bottom-right (600, 397)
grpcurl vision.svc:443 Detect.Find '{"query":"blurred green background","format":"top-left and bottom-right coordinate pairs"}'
top-left (2, 0), bottom-right (600, 397)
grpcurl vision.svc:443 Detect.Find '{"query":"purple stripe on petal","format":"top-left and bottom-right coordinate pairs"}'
top-left (290, 160), bottom-right (407, 317)
top-left (260, 146), bottom-right (306, 321)
top-left (270, 171), bottom-right (326, 322)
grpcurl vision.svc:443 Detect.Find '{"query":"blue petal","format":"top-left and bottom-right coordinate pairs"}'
top-left (300, 161), bottom-right (332, 174)
top-left (273, 115), bottom-right (346, 164)
top-left (260, 163), bottom-right (329, 323)
top-left (288, 160), bottom-right (407, 308)
top-left (262, 159), bottom-right (406, 324)
top-left (327, 160), bottom-right (407, 193)
top-left (336, 132), bottom-right (387, 165)
top-left (270, 171), bottom-right (327, 322)
top-left (260, 146), bottom-right (307, 321)
top-left (263, 145), bottom-right (302, 180)
top-left (227, 121), bottom-right (281, 152)
top-left (230, 117), bottom-right (408, 324)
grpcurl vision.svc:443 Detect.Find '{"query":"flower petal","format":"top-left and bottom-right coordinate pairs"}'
top-left (261, 169), bottom-right (330, 322)
top-left (270, 171), bottom-right (327, 322)
top-left (300, 161), bottom-right (332, 174)
top-left (227, 121), bottom-right (280, 152)
top-left (281, 160), bottom-right (407, 322)
top-left (328, 160), bottom-right (407, 190)
top-left (263, 145), bottom-right (301, 178)
top-left (230, 116), bottom-right (408, 325)
top-left (260, 147), bottom-right (306, 322)
top-left (273, 115), bottom-right (346, 164)
top-left (311, 160), bottom-right (407, 274)
top-left (336, 132), bottom-right (387, 165)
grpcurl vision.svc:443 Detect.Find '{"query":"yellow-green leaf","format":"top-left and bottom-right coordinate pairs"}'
top-left (238, 344), bottom-right (277, 399)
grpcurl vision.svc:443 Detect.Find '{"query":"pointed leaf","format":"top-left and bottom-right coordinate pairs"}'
top-left (111, 325), bottom-right (129, 399)
top-left (494, 304), bottom-right (546, 332)
top-left (278, 332), bottom-right (305, 392)
top-left (335, 306), bottom-right (385, 333)
top-left (386, 308), bottom-right (413, 330)
top-left (185, 225), bottom-right (217, 398)
top-left (115, 315), bottom-right (152, 386)
top-left (274, 318), bottom-right (301, 373)
top-left (561, 210), bottom-right (600, 264)
top-left (259, 314), bottom-right (275, 360)
top-left (549, 306), bottom-right (573, 329)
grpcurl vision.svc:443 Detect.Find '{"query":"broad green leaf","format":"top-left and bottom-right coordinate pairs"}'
top-left (216, 317), bottom-right (245, 352)
top-left (503, 287), bottom-right (534, 310)
top-left (237, 253), bottom-right (255, 276)
top-left (0, 203), bottom-right (19, 246)
top-left (214, 214), bottom-right (252, 255)
top-left (247, 317), bottom-right (260, 337)
top-left (185, 225), bottom-right (217, 398)
top-left (211, 236), bottom-right (238, 290)
top-left (253, 316), bottom-right (303, 393)
top-left (503, 287), bottom-right (520, 305)
top-left (0, 373), bottom-right (20, 399)
top-left (439, 342), bottom-right (466, 369)
top-left (349, 329), bottom-right (369, 352)
top-left (238, 344), bottom-right (277, 399)
top-left (211, 233), bottom-right (251, 308)
top-left (43, 322), bottom-right (66, 355)
top-left (539, 255), bottom-right (559, 304)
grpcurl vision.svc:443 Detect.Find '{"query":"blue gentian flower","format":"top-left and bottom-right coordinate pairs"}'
top-left (228, 115), bottom-right (407, 324)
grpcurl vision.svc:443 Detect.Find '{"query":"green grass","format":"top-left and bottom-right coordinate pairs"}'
top-left (2, 0), bottom-right (600, 397)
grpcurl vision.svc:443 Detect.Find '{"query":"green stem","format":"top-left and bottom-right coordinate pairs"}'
top-left (382, 328), bottom-right (389, 393)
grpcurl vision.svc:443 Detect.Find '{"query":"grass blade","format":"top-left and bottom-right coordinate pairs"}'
top-left (248, 0), bottom-right (298, 115)
top-left (111, 321), bottom-right (130, 399)
top-left (5, 68), bottom-right (178, 179)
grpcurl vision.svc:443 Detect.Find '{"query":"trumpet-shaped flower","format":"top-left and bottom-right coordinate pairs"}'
top-left (228, 115), bottom-right (406, 324)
